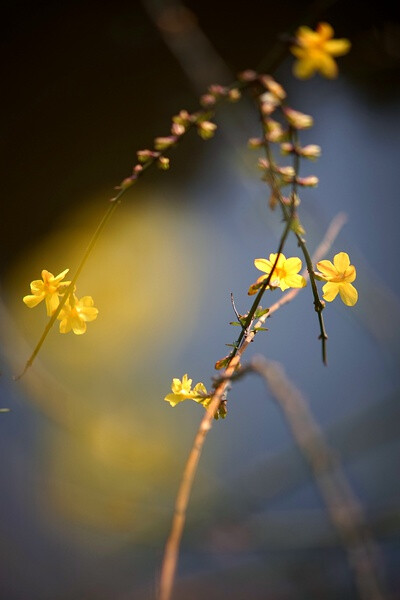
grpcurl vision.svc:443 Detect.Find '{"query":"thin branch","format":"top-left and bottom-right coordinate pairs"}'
top-left (158, 213), bottom-right (346, 600)
top-left (260, 106), bottom-right (328, 364)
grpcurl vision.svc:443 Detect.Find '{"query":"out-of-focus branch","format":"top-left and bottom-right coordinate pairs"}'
top-left (252, 355), bottom-right (388, 600)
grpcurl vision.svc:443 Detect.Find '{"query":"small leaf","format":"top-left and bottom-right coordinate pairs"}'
top-left (215, 356), bottom-right (230, 370)
top-left (254, 306), bottom-right (269, 318)
top-left (254, 326), bottom-right (268, 332)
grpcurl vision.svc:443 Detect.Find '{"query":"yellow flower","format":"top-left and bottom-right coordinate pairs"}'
top-left (291, 22), bottom-right (351, 79)
top-left (249, 253), bottom-right (306, 294)
top-left (316, 252), bottom-right (358, 306)
top-left (164, 374), bottom-right (208, 407)
top-left (57, 295), bottom-right (99, 334)
top-left (23, 268), bottom-right (70, 316)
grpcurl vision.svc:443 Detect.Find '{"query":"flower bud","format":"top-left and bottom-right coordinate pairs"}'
top-left (283, 107), bottom-right (313, 129)
top-left (154, 136), bottom-right (177, 150)
top-left (259, 75), bottom-right (286, 100)
top-left (133, 164), bottom-right (143, 175)
top-left (200, 94), bottom-right (216, 107)
top-left (173, 110), bottom-right (191, 126)
top-left (157, 156), bottom-right (170, 170)
top-left (280, 142), bottom-right (294, 155)
top-left (197, 121), bottom-right (217, 139)
top-left (260, 92), bottom-right (280, 115)
top-left (297, 175), bottom-right (319, 187)
top-left (171, 122), bottom-right (185, 136)
top-left (248, 137), bottom-right (263, 149)
top-left (257, 158), bottom-right (270, 170)
top-left (265, 119), bottom-right (286, 143)
top-left (299, 144), bottom-right (321, 160)
top-left (208, 84), bottom-right (227, 96)
top-left (276, 165), bottom-right (295, 183)
top-left (238, 69), bottom-right (258, 82)
top-left (118, 176), bottom-right (136, 190)
top-left (137, 149), bottom-right (159, 163)
top-left (228, 88), bottom-right (241, 102)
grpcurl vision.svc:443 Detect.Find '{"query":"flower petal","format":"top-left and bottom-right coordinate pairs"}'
top-left (164, 393), bottom-right (183, 407)
top-left (30, 280), bottom-right (44, 293)
top-left (284, 274), bottom-right (307, 288)
top-left (339, 283), bottom-right (358, 306)
top-left (316, 260), bottom-right (336, 279)
top-left (45, 293), bottom-right (60, 316)
top-left (41, 270), bottom-right (53, 283)
top-left (343, 265), bottom-right (356, 283)
top-left (279, 280), bottom-right (289, 291)
top-left (72, 318), bottom-right (87, 335)
top-left (290, 46), bottom-right (307, 59)
top-left (80, 295), bottom-right (94, 307)
top-left (59, 318), bottom-right (72, 334)
top-left (316, 52), bottom-right (338, 78)
top-left (296, 26), bottom-right (320, 44)
top-left (322, 281), bottom-right (339, 302)
top-left (269, 252), bottom-right (286, 264)
top-left (80, 307), bottom-right (99, 322)
top-left (293, 58), bottom-right (317, 79)
top-left (254, 258), bottom-right (272, 273)
top-left (324, 39), bottom-right (351, 56)
top-left (23, 294), bottom-right (44, 308)
top-left (333, 252), bottom-right (350, 273)
top-left (284, 257), bottom-right (302, 274)
top-left (317, 22), bottom-right (334, 40)
top-left (54, 268), bottom-right (70, 282)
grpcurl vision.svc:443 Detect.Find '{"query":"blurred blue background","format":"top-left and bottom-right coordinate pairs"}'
top-left (1, 1), bottom-right (400, 598)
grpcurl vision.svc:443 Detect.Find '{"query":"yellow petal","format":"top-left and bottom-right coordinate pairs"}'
top-left (324, 39), bottom-right (351, 56)
top-left (279, 280), bottom-right (289, 291)
top-left (284, 274), bottom-right (307, 288)
top-left (316, 22), bottom-right (334, 40)
top-left (79, 295), bottom-right (94, 307)
top-left (333, 252), bottom-right (350, 273)
top-left (290, 46), bottom-right (306, 59)
top-left (316, 260), bottom-right (336, 279)
top-left (316, 53), bottom-right (338, 78)
top-left (54, 268), bottom-right (70, 282)
top-left (322, 282), bottom-right (339, 302)
top-left (193, 382), bottom-right (208, 401)
top-left (72, 318), bottom-right (87, 335)
top-left (80, 307), bottom-right (99, 322)
top-left (254, 258), bottom-right (272, 273)
top-left (296, 26), bottom-right (319, 45)
top-left (59, 318), bottom-right (72, 334)
top-left (343, 264), bottom-right (356, 283)
top-left (164, 393), bottom-right (183, 407)
top-left (23, 294), bottom-right (44, 308)
top-left (339, 283), bottom-right (358, 306)
top-left (293, 58), bottom-right (317, 79)
top-left (41, 269), bottom-right (53, 282)
top-left (269, 253), bottom-right (286, 267)
top-left (30, 280), bottom-right (44, 293)
top-left (45, 293), bottom-right (60, 316)
top-left (284, 257), bottom-right (302, 274)
top-left (181, 374), bottom-right (192, 389)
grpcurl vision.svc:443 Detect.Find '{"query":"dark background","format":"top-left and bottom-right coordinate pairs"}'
top-left (1, 1), bottom-right (400, 599)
